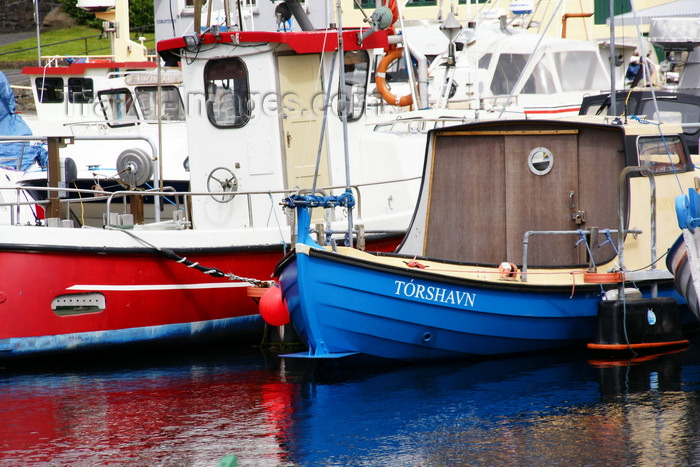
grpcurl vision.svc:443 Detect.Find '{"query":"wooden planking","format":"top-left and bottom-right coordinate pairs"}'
top-left (576, 127), bottom-right (626, 265)
top-left (425, 135), bottom-right (506, 263)
top-left (504, 134), bottom-right (579, 266)
top-left (423, 124), bottom-right (625, 268)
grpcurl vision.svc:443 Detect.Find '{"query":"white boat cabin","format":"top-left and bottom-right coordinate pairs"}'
top-left (22, 61), bottom-right (185, 124)
top-left (376, 20), bottom-right (610, 117)
top-left (156, 29), bottom-right (423, 233)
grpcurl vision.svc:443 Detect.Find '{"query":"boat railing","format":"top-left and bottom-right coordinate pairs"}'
top-left (617, 166), bottom-right (673, 295)
top-left (521, 228), bottom-right (641, 282)
top-left (42, 54), bottom-right (116, 62)
top-left (0, 134), bottom-right (418, 233)
top-left (0, 176), bottom-right (420, 234)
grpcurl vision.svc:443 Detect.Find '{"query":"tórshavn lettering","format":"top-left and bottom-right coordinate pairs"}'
top-left (393, 280), bottom-right (475, 307)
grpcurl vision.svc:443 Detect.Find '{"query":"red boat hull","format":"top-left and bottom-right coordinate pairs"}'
top-left (0, 246), bottom-right (282, 357)
top-left (0, 235), bottom-right (401, 358)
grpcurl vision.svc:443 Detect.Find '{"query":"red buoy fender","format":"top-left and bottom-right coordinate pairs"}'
top-left (375, 49), bottom-right (413, 107)
top-left (259, 285), bottom-right (290, 326)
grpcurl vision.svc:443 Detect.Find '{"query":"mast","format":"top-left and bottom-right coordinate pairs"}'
top-left (609, 0), bottom-right (617, 117)
top-left (336, 0), bottom-right (354, 248)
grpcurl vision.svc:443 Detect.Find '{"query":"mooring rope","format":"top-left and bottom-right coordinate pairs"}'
top-left (108, 226), bottom-right (273, 287)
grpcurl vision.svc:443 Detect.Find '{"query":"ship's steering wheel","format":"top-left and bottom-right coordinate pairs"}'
top-left (207, 167), bottom-right (238, 203)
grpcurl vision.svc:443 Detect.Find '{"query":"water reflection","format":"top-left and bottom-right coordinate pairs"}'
top-left (590, 349), bottom-right (697, 467)
top-left (0, 343), bottom-right (700, 465)
top-left (0, 350), bottom-right (296, 466)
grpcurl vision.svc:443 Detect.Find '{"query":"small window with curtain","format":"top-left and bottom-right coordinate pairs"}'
top-left (339, 50), bottom-right (369, 122)
top-left (68, 78), bottom-right (94, 104)
top-left (204, 58), bottom-right (250, 128)
top-left (35, 77), bottom-right (64, 103)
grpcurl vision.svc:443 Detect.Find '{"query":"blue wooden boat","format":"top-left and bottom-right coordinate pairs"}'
top-left (276, 118), bottom-right (696, 360)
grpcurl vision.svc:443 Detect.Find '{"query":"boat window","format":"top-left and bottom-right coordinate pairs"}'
top-left (527, 147), bottom-right (553, 175)
top-left (552, 51), bottom-right (608, 92)
top-left (35, 77), bottom-right (64, 103)
top-left (204, 58), bottom-right (250, 128)
top-left (372, 52), bottom-right (410, 84)
top-left (478, 53), bottom-right (492, 70)
top-left (580, 95), bottom-right (637, 116)
top-left (521, 59), bottom-right (556, 94)
top-left (97, 89), bottom-right (139, 127)
top-left (135, 86), bottom-right (185, 121)
top-left (67, 78), bottom-right (94, 104)
top-left (642, 100), bottom-right (700, 127)
top-left (184, 0), bottom-right (209, 9)
top-left (339, 50), bottom-right (369, 122)
top-left (489, 54), bottom-right (527, 95)
top-left (637, 135), bottom-right (687, 174)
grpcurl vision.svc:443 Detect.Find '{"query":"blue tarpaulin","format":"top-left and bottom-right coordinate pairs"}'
top-left (0, 71), bottom-right (48, 170)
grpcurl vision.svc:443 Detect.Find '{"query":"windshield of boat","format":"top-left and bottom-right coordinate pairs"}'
top-left (135, 86), bottom-right (185, 121)
top-left (97, 89), bottom-right (139, 127)
top-left (552, 51), bottom-right (608, 92)
top-left (488, 53), bottom-right (557, 95)
top-left (642, 99), bottom-right (700, 127)
top-left (488, 50), bottom-right (608, 96)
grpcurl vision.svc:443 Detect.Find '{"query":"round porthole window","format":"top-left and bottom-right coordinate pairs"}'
top-left (528, 147), bottom-right (553, 175)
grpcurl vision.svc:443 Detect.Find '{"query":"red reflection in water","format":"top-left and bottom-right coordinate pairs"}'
top-left (0, 365), bottom-right (297, 465)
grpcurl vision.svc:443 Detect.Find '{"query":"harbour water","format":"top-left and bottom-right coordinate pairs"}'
top-left (2, 335), bottom-right (700, 466)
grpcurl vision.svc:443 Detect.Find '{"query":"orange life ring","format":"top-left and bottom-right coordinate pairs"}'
top-left (375, 49), bottom-right (413, 107)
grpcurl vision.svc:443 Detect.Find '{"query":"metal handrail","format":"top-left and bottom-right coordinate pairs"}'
top-left (521, 228), bottom-right (642, 282)
top-left (619, 166), bottom-right (656, 296)
top-left (520, 166), bottom-right (657, 285)
top-left (0, 176), bottom-right (420, 230)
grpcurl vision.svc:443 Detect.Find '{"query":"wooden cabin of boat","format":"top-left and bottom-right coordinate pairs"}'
top-left (398, 117), bottom-right (695, 279)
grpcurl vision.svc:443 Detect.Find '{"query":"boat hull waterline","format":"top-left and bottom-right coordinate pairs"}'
top-left (0, 244), bottom-right (282, 357)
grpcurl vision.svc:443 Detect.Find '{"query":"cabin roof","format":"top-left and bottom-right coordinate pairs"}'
top-left (22, 61), bottom-right (157, 76)
top-left (426, 116), bottom-right (685, 140)
top-left (157, 29), bottom-right (389, 55)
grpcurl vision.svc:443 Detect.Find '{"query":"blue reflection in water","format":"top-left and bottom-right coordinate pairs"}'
top-left (0, 341), bottom-right (698, 466)
top-left (285, 356), bottom-right (602, 465)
